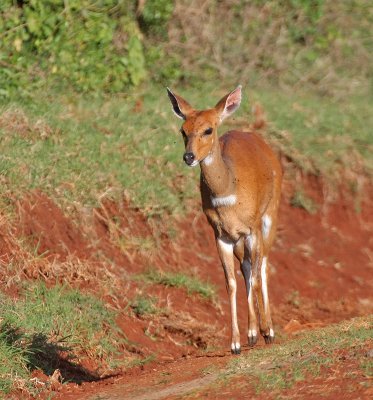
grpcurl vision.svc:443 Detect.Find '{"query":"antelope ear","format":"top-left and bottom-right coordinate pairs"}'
top-left (166, 88), bottom-right (193, 120)
top-left (215, 85), bottom-right (242, 123)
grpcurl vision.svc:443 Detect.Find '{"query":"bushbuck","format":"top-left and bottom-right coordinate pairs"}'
top-left (167, 86), bottom-right (282, 354)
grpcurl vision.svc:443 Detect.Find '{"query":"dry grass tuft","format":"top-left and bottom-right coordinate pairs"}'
top-left (0, 207), bottom-right (121, 292)
top-left (0, 107), bottom-right (56, 140)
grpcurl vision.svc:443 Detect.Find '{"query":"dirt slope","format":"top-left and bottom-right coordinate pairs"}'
top-left (1, 176), bottom-right (372, 399)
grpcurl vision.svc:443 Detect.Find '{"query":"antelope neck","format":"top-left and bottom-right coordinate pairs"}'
top-left (200, 138), bottom-right (234, 197)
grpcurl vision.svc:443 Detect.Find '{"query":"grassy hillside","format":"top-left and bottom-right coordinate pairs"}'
top-left (0, 84), bottom-right (371, 215)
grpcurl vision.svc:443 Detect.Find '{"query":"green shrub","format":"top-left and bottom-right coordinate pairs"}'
top-left (0, 0), bottom-right (146, 97)
top-left (138, 0), bottom-right (174, 38)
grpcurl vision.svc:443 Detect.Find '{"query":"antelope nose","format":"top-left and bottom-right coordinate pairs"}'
top-left (183, 152), bottom-right (195, 165)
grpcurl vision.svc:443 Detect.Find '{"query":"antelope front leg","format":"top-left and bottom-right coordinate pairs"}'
top-left (216, 237), bottom-right (240, 354)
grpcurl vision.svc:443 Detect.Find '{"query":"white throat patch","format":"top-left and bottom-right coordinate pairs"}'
top-left (211, 194), bottom-right (237, 207)
top-left (202, 153), bottom-right (214, 166)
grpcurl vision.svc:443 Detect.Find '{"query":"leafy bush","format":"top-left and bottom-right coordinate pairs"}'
top-left (138, 0), bottom-right (174, 38)
top-left (0, 1), bottom-right (370, 97)
top-left (0, 0), bottom-right (146, 97)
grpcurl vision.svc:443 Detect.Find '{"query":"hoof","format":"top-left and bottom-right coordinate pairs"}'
top-left (231, 343), bottom-right (241, 355)
top-left (262, 328), bottom-right (275, 344)
top-left (248, 330), bottom-right (258, 347)
top-left (263, 334), bottom-right (275, 344)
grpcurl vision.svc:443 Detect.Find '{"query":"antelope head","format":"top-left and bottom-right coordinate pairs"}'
top-left (167, 86), bottom-right (242, 167)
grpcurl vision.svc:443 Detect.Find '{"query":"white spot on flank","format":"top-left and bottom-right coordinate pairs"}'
top-left (261, 257), bottom-right (268, 309)
top-left (211, 194), bottom-right (237, 207)
top-left (203, 153), bottom-right (214, 166)
top-left (262, 214), bottom-right (272, 239)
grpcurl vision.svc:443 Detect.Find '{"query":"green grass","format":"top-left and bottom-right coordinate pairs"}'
top-left (0, 328), bottom-right (30, 394)
top-left (0, 87), bottom-right (199, 215)
top-left (225, 315), bottom-right (372, 393)
top-left (0, 281), bottom-right (126, 394)
top-left (130, 295), bottom-right (158, 317)
top-left (138, 268), bottom-right (216, 300)
top-left (127, 354), bottom-right (156, 369)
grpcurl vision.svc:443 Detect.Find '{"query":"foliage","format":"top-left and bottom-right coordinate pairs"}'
top-left (0, 0), bottom-right (146, 97)
top-left (139, 0), bottom-right (174, 38)
top-left (0, 0), bottom-right (371, 97)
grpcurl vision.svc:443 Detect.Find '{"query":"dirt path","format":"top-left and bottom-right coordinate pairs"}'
top-left (58, 350), bottom-right (233, 400)
top-left (89, 373), bottom-right (220, 400)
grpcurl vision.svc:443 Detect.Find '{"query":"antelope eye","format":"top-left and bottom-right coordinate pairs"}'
top-left (204, 127), bottom-right (213, 136)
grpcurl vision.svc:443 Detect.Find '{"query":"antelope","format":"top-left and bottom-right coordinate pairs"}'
top-left (167, 86), bottom-right (282, 354)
